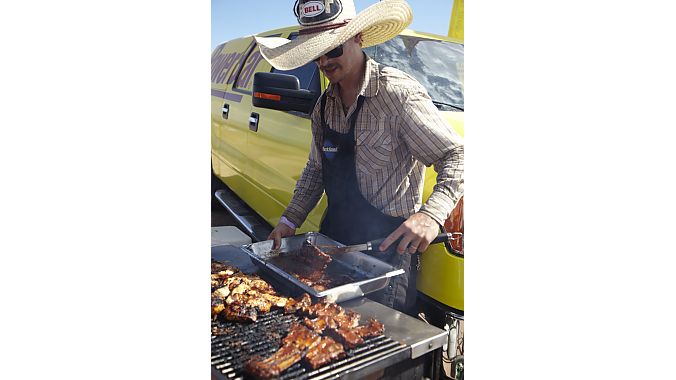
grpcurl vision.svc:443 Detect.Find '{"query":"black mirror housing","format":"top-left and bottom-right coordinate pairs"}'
top-left (252, 72), bottom-right (317, 114)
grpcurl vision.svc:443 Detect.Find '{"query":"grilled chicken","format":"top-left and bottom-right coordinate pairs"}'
top-left (223, 302), bottom-right (258, 323)
top-left (212, 286), bottom-right (230, 300)
top-left (211, 299), bottom-right (225, 320)
top-left (284, 293), bottom-right (312, 314)
top-left (260, 293), bottom-right (288, 308)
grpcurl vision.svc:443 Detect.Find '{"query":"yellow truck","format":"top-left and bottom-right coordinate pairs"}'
top-left (211, 27), bottom-right (464, 326)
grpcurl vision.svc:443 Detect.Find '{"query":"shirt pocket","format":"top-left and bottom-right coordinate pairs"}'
top-left (355, 116), bottom-right (395, 174)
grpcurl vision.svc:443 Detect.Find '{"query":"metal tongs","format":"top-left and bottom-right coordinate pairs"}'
top-left (318, 232), bottom-right (463, 255)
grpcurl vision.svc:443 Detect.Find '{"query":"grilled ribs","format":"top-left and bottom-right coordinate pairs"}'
top-left (245, 323), bottom-right (321, 379)
top-left (299, 299), bottom-right (345, 318)
top-left (326, 326), bottom-right (364, 349)
top-left (354, 318), bottom-right (385, 338)
top-left (303, 336), bottom-right (346, 369)
top-left (303, 310), bottom-right (360, 333)
top-left (303, 315), bottom-right (337, 333)
top-left (299, 240), bottom-right (332, 270)
top-left (326, 317), bottom-right (385, 348)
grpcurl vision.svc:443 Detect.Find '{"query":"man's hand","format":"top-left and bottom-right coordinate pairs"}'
top-left (267, 223), bottom-right (296, 250)
top-left (379, 213), bottom-right (439, 254)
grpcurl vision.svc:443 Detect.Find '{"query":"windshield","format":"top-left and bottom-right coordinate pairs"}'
top-left (364, 35), bottom-right (464, 110)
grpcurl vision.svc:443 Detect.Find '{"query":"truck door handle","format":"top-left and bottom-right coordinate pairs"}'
top-left (222, 103), bottom-right (229, 119)
top-left (249, 112), bottom-right (259, 132)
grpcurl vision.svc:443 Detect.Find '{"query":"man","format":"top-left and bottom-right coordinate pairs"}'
top-left (256, 0), bottom-right (464, 316)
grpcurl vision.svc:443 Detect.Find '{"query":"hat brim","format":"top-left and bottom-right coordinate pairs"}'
top-left (255, 0), bottom-right (413, 71)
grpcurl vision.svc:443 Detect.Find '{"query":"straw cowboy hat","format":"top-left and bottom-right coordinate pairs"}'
top-left (255, 0), bottom-right (413, 70)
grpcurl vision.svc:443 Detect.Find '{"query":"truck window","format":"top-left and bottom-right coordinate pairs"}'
top-left (271, 62), bottom-right (320, 94)
top-left (364, 35), bottom-right (464, 110)
top-left (271, 32), bottom-right (320, 94)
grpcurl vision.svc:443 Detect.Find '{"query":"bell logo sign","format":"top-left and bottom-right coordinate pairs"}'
top-left (301, 1), bottom-right (325, 17)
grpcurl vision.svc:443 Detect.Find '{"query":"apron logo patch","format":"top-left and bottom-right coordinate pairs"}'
top-left (323, 139), bottom-right (339, 160)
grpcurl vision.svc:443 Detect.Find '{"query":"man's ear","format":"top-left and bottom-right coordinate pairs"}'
top-left (354, 33), bottom-right (363, 46)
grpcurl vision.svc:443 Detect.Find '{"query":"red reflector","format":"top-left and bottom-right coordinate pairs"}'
top-left (254, 92), bottom-right (281, 101)
top-left (444, 197), bottom-right (463, 255)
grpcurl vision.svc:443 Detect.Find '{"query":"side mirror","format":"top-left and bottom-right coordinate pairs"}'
top-left (252, 72), bottom-right (317, 114)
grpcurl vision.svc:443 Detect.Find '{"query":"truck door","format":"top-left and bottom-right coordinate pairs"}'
top-left (244, 33), bottom-right (326, 231)
top-left (211, 37), bottom-right (257, 186)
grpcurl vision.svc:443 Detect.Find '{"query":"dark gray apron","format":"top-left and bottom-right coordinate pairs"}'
top-left (318, 93), bottom-right (418, 315)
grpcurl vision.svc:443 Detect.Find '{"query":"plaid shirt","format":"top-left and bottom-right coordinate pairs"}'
top-left (283, 57), bottom-right (464, 228)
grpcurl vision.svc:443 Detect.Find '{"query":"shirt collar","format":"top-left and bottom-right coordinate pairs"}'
top-left (325, 54), bottom-right (380, 99)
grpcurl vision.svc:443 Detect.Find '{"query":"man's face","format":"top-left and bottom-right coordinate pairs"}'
top-left (315, 34), bottom-right (362, 84)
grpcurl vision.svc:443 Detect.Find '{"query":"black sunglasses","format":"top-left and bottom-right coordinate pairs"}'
top-left (314, 44), bottom-right (344, 62)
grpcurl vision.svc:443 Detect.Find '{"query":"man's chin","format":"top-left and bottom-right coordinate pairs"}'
top-left (323, 67), bottom-right (340, 81)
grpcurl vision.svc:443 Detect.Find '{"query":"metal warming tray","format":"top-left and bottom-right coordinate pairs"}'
top-left (241, 232), bottom-right (405, 303)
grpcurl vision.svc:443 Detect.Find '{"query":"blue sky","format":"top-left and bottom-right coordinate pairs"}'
top-left (212, 0), bottom-right (455, 51)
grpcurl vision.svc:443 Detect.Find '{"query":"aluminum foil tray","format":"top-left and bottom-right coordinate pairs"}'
top-left (241, 232), bottom-right (404, 303)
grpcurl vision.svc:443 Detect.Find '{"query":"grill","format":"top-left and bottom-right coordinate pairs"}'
top-left (211, 309), bottom-right (407, 380)
top-left (211, 245), bottom-right (447, 380)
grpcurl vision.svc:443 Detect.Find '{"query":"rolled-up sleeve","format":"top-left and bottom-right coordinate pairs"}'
top-left (398, 88), bottom-right (464, 226)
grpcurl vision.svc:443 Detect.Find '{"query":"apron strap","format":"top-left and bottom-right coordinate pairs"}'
top-left (348, 95), bottom-right (366, 134)
top-left (319, 91), bottom-right (328, 126)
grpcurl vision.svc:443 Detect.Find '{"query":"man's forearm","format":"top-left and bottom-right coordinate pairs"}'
top-left (418, 146), bottom-right (464, 226)
top-left (282, 164), bottom-right (324, 228)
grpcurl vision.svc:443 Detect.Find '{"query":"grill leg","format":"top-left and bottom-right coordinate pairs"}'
top-left (430, 348), bottom-right (443, 380)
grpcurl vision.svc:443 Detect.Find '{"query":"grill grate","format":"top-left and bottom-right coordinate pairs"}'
top-left (211, 309), bottom-right (406, 380)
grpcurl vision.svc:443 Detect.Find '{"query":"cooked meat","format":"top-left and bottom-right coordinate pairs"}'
top-left (284, 293), bottom-right (312, 314)
top-left (281, 323), bottom-right (322, 348)
top-left (300, 300), bottom-right (345, 318)
top-left (243, 291), bottom-right (272, 313)
top-left (211, 261), bottom-right (237, 275)
top-left (222, 302), bottom-right (258, 323)
top-left (299, 240), bottom-right (332, 270)
top-left (225, 292), bottom-right (245, 305)
top-left (326, 326), bottom-right (364, 349)
top-left (334, 310), bottom-right (361, 329)
top-left (325, 317), bottom-right (384, 348)
top-left (250, 278), bottom-right (274, 292)
top-left (211, 299), bottom-right (225, 320)
top-left (212, 261), bottom-right (287, 321)
top-left (212, 286), bottom-right (230, 300)
top-left (245, 323), bottom-right (321, 379)
top-left (302, 308), bottom-right (360, 333)
top-left (245, 345), bottom-right (302, 379)
top-left (354, 318), bottom-right (385, 338)
top-left (260, 293), bottom-right (288, 308)
top-left (303, 336), bottom-right (346, 369)
top-left (303, 315), bottom-right (337, 333)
